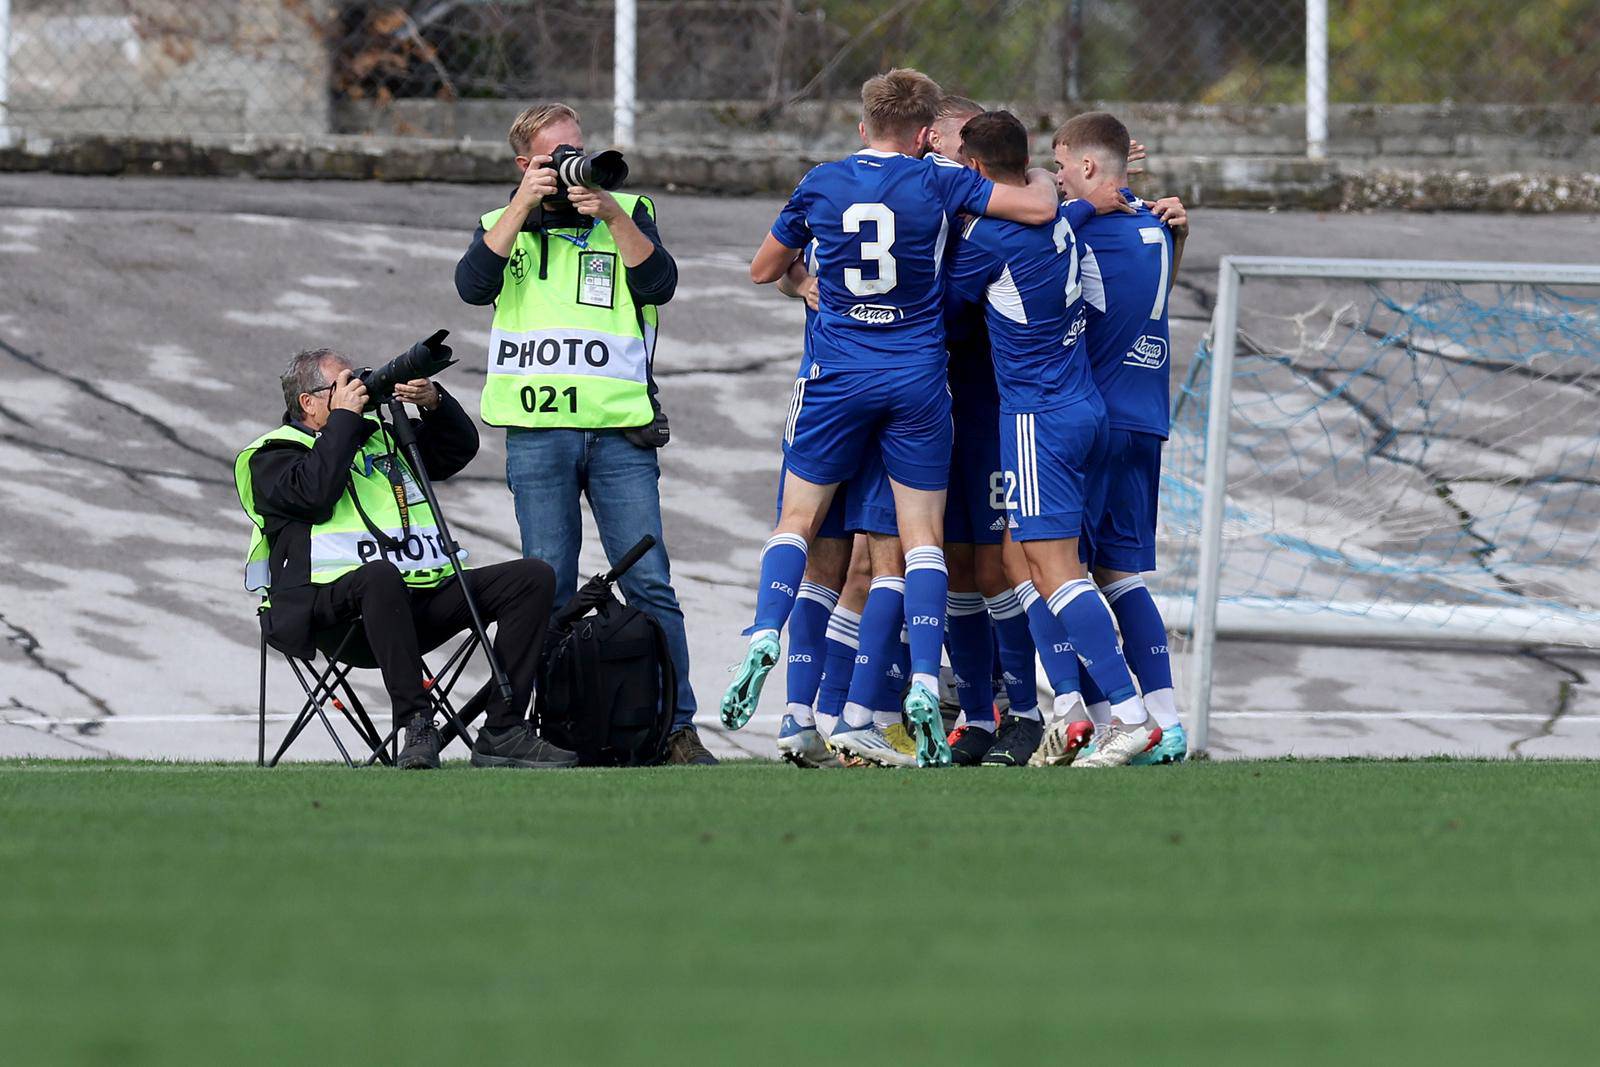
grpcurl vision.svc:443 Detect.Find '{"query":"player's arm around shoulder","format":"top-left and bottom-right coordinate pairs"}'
top-left (981, 168), bottom-right (1062, 226)
top-left (1146, 196), bottom-right (1189, 284)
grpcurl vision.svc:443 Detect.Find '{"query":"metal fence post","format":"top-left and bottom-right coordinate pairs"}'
top-left (1187, 259), bottom-right (1242, 756)
top-left (1306, 0), bottom-right (1328, 159)
top-left (0, 0), bottom-right (13, 148)
top-left (614, 0), bottom-right (637, 148)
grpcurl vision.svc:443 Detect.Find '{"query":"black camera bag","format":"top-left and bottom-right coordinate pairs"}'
top-left (535, 539), bottom-right (676, 766)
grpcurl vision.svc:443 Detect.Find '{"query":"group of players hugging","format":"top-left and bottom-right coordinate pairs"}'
top-left (719, 68), bottom-right (1190, 769)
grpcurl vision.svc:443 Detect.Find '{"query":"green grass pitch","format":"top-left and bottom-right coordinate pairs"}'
top-left (3, 759), bottom-right (1597, 1065)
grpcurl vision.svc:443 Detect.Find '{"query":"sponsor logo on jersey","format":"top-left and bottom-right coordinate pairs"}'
top-left (1124, 334), bottom-right (1169, 369)
top-left (1062, 311), bottom-right (1087, 347)
top-left (989, 515), bottom-right (1009, 532)
top-left (846, 303), bottom-right (904, 325)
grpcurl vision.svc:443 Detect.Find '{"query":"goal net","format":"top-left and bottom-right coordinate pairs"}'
top-left (1157, 258), bottom-right (1600, 750)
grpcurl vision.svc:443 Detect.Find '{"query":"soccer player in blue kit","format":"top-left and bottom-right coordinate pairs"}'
top-left (720, 68), bottom-right (1074, 766)
top-left (1055, 111), bottom-right (1191, 764)
top-left (945, 110), bottom-right (1160, 768)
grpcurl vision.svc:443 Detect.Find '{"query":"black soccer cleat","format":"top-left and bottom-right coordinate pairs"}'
top-left (396, 715), bottom-right (441, 770)
top-left (946, 724), bottom-right (996, 767)
top-left (980, 714), bottom-right (1045, 767)
top-left (471, 722), bottom-right (579, 769)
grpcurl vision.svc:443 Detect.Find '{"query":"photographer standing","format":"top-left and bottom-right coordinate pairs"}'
top-left (455, 103), bottom-right (713, 765)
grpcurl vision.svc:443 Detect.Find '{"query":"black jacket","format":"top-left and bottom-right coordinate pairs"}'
top-left (249, 389), bottom-right (478, 657)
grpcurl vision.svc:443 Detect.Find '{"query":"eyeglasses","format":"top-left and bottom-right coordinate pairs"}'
top-left (303, 382), bottom-right (336, 404)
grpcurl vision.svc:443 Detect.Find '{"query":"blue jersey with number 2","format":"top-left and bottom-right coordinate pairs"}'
top-left (770, 150), bottom-right (995, 369)
top-left (945, 198), bottom-right (1099, 414)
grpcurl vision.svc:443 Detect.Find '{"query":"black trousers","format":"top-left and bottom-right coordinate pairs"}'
top-left (310, 558), bottom-right (556, 730)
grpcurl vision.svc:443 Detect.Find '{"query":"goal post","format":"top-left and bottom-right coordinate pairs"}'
top-left (1171, 256), bottom-right (1600, 753)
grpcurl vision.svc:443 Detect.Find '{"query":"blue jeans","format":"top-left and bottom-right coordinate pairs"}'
top-left (505, 428), bottom-right (697, 728)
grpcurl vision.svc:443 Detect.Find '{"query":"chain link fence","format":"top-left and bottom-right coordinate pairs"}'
top-left (2, 1), bottom-right (1597, 145)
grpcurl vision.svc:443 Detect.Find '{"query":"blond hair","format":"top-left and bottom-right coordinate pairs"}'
top-left (508, 103), bottom-right (580, 155)
top-left (936, 95), bottom-right (983, 122)
top-left (860, 68), bottom-right (942, 141)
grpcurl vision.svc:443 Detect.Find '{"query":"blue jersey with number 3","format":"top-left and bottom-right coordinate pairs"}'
top-left (770, 150), bottom-right (995, 369)
top-left (945, 198), bottom-right (1099, 414)
top-left (1078, 200), bottom-right (1174, 438)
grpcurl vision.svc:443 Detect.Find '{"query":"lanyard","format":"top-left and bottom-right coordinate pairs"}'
top-left (549, 225), bottom-right (596, 252)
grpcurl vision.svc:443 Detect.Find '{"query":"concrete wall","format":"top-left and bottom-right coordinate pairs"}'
top-left (6, 0), bottom-right (331, 139)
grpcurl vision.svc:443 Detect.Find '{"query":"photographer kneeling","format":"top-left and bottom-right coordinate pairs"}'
top-left (236, 347), bottom-right (577, 770)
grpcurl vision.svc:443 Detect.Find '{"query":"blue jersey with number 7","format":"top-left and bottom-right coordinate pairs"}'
top-left (770, 150), bottom-right (995, 369)
top-left (1077, 199), bottom-right (1175, 438)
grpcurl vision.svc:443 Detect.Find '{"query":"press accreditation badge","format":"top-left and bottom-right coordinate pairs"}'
top-left (577, 251), bottom-right (617, 309)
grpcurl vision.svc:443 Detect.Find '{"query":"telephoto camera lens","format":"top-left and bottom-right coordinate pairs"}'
top-left (357, 329), bottom-right (456, 410)
top-left (550, 145), bottom-right (629, 192)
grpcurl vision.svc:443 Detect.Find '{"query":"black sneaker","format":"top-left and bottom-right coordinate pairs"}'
top-left (666, 726), bottom-right (719, 766)
top-left (396, 715), bottom-right (440, 770)
top-left (946, 724), bottom-right (995, 766)
top-left (471, 723), bottom-right (579, 769)
top-left (980, 714), bottom-right (1045, 767)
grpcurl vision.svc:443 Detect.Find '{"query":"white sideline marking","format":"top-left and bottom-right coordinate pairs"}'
top-left (6, 710), bottom-right (1600, 727)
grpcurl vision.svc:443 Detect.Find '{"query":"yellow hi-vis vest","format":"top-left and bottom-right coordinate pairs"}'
top-left (234, 419), bottom-right (460, 594)
top-left (478, 194), bottom-right (658, 430)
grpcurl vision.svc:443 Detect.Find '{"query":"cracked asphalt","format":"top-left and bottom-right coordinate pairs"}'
top-left (3, 174), bottom-right (1599, 761)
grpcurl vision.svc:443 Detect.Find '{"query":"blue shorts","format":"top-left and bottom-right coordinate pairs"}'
top-left (784, 361), bottom-right (952, 492)
top-left (1083, 428), bottom-right (1162, 573)
top-left (1000, 395), bottom-right (1107, 543)
top-left (844, 449), bottom-right (898, 536)
top-left (945, 401), bottom-right (1005, 545)
top-left (775, 458), bottom-right (849, 540)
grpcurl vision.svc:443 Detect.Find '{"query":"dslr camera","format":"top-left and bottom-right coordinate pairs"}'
top-left (357, 329), bottom-right (456, 412)
top-left (544, 144), bottom-right (629, 209)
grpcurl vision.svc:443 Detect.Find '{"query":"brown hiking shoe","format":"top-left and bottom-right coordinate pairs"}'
top-left (666, 726), bottom-right (718, 765)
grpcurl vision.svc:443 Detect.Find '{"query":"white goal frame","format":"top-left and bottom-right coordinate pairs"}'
top-left (1181, 256), bottom-right (1600, 753)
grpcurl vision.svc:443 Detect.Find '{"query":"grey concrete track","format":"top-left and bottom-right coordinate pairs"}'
top-left (3, 174), bottom-right (1598, 763)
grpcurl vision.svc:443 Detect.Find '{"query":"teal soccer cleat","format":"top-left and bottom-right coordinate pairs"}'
top-left (720, 632), bottom-right (781, 730)
top-left (1131, 722), bottom-right (1189, 765)
top-left (903, 682), bottom-right (952, 767)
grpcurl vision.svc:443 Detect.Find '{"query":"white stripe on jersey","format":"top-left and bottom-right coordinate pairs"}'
top-left (1080, 246), bottom-right (1107, 313)
top-left (987, 265), bottom-right (1028, 325)
top-left (933, 213), bottom-right (949, 277)
top-left (926, 152), bottom-right (966, 169)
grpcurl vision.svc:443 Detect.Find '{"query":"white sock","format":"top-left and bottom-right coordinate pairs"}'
top-left (815, 712), bottom-right (840, 739)
top-left (872, 709), bottom-right (902, 729)
top-left (750, 627), bottom-right (778, 646)
top-left (961, 714), bottom-right (997, 733)
top-left (1085, 699), bottom-right (1113, 727)
top-left (1109, 695), bottom-right (1149, 727)
top-left (842, 701), bottom-right (873, 729)
top-left (1009, 705), bottom-right (1042, 722)
top-left (1052, 691), bottom-right (1089, 723)
top-left (785, 701), bottom-right (816, 728)
top-left (912, 671), bottom-right (939, 694)
top-left (1144, 688), bottom-right (1180, 730)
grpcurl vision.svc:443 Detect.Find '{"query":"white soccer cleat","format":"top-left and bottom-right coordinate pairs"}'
top-left (1072, 719), bottom-right (1161, 768)
top-left (829, 723), bottom-right (917, 768)
top-left (1029, 717), bottom-right (1097, 767)
top-left (776, 714), bottom-right (835, 768)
